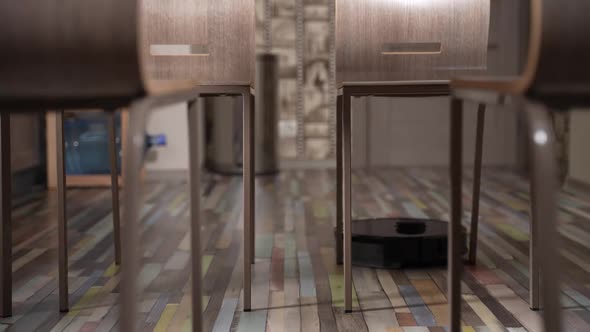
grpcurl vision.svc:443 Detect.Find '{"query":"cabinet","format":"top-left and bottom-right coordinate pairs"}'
top-left (46, 111), bottom-right (128, 188)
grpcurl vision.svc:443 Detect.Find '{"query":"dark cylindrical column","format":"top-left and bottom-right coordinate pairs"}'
top-left (255, 53), bottom-right (279, 174)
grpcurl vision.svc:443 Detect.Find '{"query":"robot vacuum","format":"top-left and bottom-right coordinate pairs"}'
top-left (348, 217), bottom-right (467, 268)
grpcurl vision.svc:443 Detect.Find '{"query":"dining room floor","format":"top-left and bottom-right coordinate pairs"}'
top-left (3, 167), bottom-right (590, 331)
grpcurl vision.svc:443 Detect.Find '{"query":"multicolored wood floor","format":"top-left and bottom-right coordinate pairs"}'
top-left (3, 168), bottom-right (590, 331)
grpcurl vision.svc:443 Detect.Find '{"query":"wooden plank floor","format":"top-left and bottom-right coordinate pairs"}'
top-left (2, 168), bottom-right (590, 331)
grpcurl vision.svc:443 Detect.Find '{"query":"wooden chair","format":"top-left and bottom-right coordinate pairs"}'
top-left (0, 1), bottom-right (224, 331)
top-left (335, 0), bottom-right (491, 313)
top-left (448, 0), bottom-right (590, 330)
top-left (0, 0), bottom-right (140, 317)
top-left (142, 0), bottom-right (257, 312)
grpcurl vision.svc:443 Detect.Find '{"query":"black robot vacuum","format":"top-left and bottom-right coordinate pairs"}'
top-left (348, 217), bottom-right (467, 268)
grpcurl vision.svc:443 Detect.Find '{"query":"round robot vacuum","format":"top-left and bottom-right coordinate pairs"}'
top-left (350, 218), bottom-right (467, 268)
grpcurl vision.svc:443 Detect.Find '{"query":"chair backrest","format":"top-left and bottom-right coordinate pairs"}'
top-left (0, 0), bottom-right (145, 104)
top-left (336, 0), bottom-right (490, 84)
top-left (142, 0), bottom-right (255, 85)
top-left (526, 0), bottom-right (590, 100)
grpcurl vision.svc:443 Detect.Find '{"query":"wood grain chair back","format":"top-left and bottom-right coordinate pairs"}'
top-left (336, 0), bottom-right (491, 84)
top-left (142, 0), bottom-right (256, 85)
top-left (0, 0), bottom-right (145, 106)
top-left (525, 0), bottom-right (590, 104)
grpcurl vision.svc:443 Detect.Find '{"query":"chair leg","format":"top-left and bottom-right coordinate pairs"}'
top-left (529, 171), bottom-right (541, 311)
top-left (336, 94), bottom-right (343, 265)
top-left (188, 100), bottom-right (203, 332)
top-left (343, 92), bottom-right (352, 313)
top-left (250, 95), bottom-right (255, 265)
top-left (526, 98), bottom-right (540, 311)
top-left (0, 113), bottom-right (11, 317)
top-left (243, 90), bottom-right (254, 312)
top-left (55, 110), bottom-right (69, 312)
top-left (468, 104), bottom-right (486, 265)
top-left (449, 97), bottom-right (464, 332)
top-left (107, 111), bottom-right (122, 265)
top-left (121, 104), bottom-right (148, 332)
top-left (523, 101), bottom-right (561, 331)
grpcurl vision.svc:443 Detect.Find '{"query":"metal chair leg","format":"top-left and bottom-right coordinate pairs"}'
top-left (336, 94), bottom-right (343, 265)
top-left (529, 169), bottom-right (541, 310)
top-left (243, 89), bottom-right (254, 312)
top-left (343, 91), bottom-right (352, 313)
top-left (107, 111), bottom-right (122, 265)
top-left (449, 97), bottom-right (464, 332)
top-left (121, 103), bottom-right (148, 332)
top-left (468, 104), bottom-right (486, 265)
top-left (524, 101), bottom-right (561, 331)
top-left (524, 96), bottom-right (540, 311)
top-left (0, 113), bottom-right (11, 317)
top-left (188, 100), bottom-right (203, 332)
top-left (250, 94), bottom-right (256, 265)
top-left (56, 110), bottom-right (69, 312)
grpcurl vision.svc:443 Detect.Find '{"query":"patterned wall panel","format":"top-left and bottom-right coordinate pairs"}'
top-left (257, 0), bottom-right (335, 161)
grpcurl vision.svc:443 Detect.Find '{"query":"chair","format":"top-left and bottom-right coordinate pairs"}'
top-left (335, 0), bottom-right (491, 313)
top-left (448, 0), bottom-right (590, 330)
top-left (142, 0), bottom-right (257, 311)
top-left (0, 1), bottom-right (217, 331)
top-left (0, 0), bottom-right (139, 316)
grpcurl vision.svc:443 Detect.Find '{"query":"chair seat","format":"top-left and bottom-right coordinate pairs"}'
top-left (339, 80), bottom-right (449, 89)
top-left (338, 80), bottom-right (450, 97)
top-left (451, 75), bottom-right (526, 94)
top-left (145, 80), bottom-right (201, 95)
top-left (146, 80), bottom-right (254, 96)
top-left (452, 75), bottom-right (590, 110)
